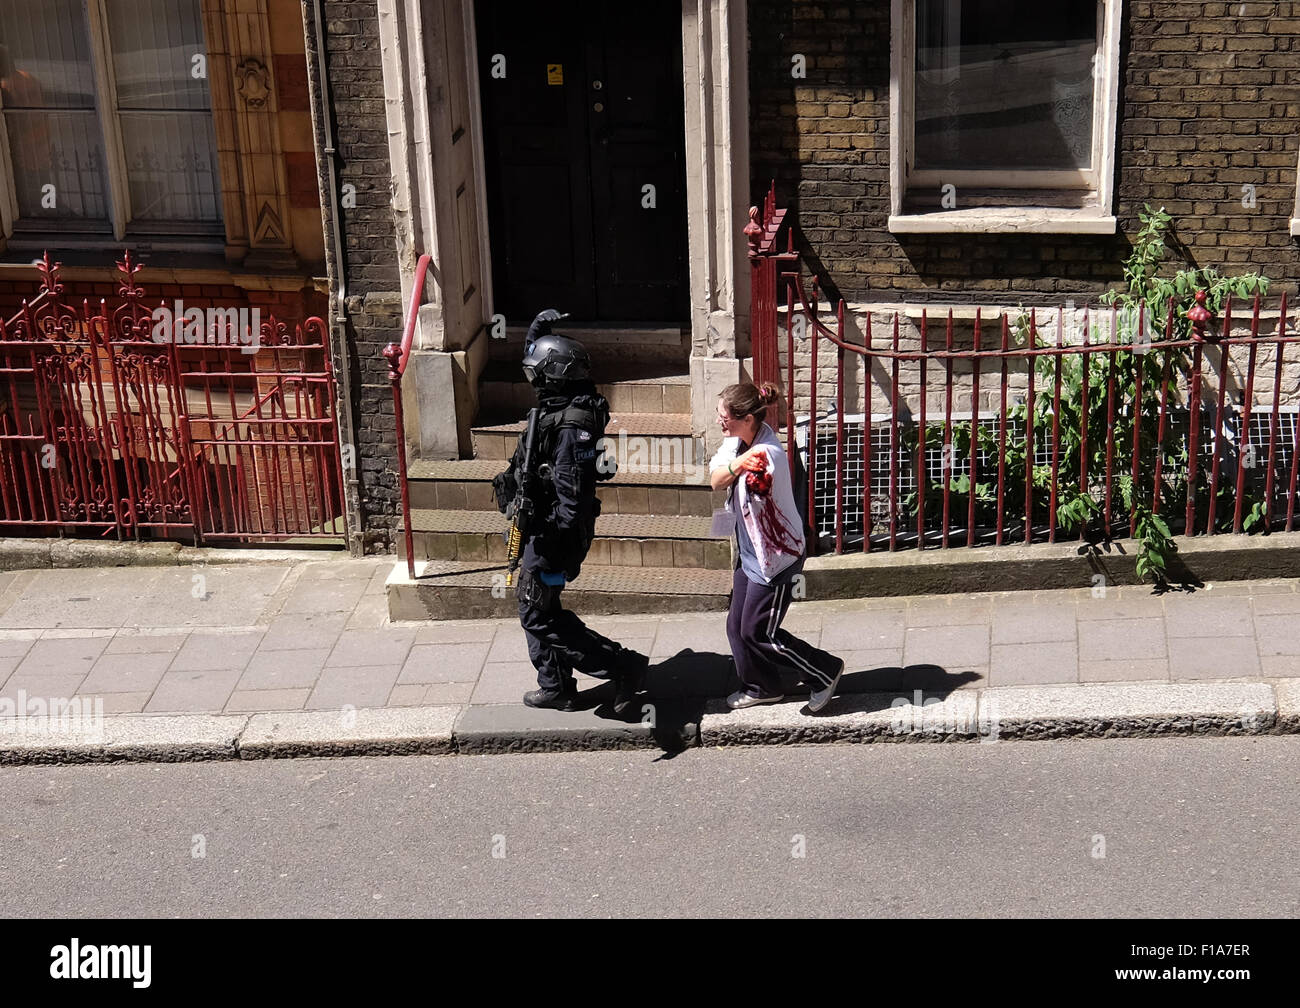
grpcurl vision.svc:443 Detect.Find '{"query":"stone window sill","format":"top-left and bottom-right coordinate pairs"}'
top-left (1290, 218), bottom-right (1300, 237)
top-left (888, 207), bottom-right (1118, 235)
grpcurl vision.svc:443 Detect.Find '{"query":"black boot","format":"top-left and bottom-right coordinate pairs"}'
top-left (523, 686), bottom-right (577, 711)
top-left (612, 650), bottom-right (650, 715)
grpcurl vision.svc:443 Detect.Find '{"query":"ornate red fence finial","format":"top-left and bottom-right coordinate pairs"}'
top-left (744, 206), bottom-right (762, 260)
top-left (35, 251), bottom-right (63, 297)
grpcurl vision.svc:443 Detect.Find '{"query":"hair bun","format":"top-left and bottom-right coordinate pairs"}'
top-left (758, 382), bottom-right (780, 405)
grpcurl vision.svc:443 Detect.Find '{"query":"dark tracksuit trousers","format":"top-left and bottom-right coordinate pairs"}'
top-left (726, 560), bottom-right (840, 698)
top-left (517, 539), bottom-right (624, 693)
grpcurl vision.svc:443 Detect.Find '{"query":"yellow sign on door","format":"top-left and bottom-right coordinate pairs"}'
top-left (547, 64), bottom-right (563, 85)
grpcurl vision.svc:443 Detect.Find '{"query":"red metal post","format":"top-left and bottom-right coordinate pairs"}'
top-left (917, 311), bottom-right (928, 549)
top-left (1078, 307), bottom-right (1090, 541)
top-left (889, 310), bottom-right (899, 551)
top-left (1049, 308), bottom-right (1063, 542)
top-left (864, 311), bottom-right (873, 553)
top-left (1265, 293), bottom-right (1287, 530)
top-left (1185, 290), bottom-right (1212, 536)
top-left (384, 343), bottom-right (416, 581)
top-left (1024, 311), bottom-right (1037, 544)
top-left (942, 310), bottom-right (954, 548)
top-left (1207, 297), bottom-right (1234, 534)
top-left (1129, 303), bottom-right (1145, 539)
top-left (996, 312), bottom-right (1009, 545)
top-left (1232, 295), bottom-right (1261, 534)
top-left (968, 309), bottom-right (980, 546)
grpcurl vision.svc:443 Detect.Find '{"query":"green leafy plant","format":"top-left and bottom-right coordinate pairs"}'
top-left (897, 204), bottom-right (1270, 588)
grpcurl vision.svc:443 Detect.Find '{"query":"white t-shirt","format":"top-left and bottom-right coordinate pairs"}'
top-left (710, 422), bottom-right (805, 583)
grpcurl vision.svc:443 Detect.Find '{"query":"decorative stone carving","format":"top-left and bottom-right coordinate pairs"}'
top-left (235, 59), bottom-right (272, 109)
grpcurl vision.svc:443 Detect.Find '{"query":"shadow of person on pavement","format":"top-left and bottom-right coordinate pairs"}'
top-left (575, 647), bottom-right (731, 756)
top-left (576, 651), bottom-right (982, 752)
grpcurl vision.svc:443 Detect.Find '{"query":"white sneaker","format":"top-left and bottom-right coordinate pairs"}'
top-left (808, 660), bottom-right (845, 713)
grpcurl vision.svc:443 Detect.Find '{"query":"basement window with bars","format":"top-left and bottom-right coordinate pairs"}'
top-left (795, 406), bottom-right (1300, 548)
top-left (0, 0), bottom-right (222, 247)
top-left (888, 0), bottom-right (1121, 234)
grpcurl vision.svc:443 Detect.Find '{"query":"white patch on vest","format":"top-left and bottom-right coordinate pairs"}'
top-left (577, 429), bottom-right (591, 441)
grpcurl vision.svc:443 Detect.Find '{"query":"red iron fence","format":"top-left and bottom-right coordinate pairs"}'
top-left (0, 253), bottom-right (345, 542)
top-left (776, 271), bottom-right (1298, 557)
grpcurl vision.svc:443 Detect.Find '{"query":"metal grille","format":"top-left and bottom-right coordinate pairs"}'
top-left (796, 406), bottom-right (1300, 542)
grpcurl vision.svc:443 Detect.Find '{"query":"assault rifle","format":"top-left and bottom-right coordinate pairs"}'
top-left (504, 407), bottom-right (548, 587)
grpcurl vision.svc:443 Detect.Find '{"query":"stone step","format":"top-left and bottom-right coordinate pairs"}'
top-left (477, 370), bottom-right (691, 420)
top-left (399, 509), bottom-right (732, 569)
top-left (407, 459), bottom-right (721, 516)
top-left (387, 559), bottom-right (732, 621)
top-left (471, 412), bottom-right (698, 461)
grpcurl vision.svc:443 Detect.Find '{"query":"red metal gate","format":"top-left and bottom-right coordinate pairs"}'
top-left (0, 253), bottom-right (345, 543)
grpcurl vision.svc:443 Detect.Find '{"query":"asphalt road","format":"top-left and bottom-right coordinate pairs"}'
top-left (1, 736), bottom-right (1296, 918)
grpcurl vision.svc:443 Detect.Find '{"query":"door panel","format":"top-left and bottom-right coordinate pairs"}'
top-left (476, 0), bottom-right (688, 324)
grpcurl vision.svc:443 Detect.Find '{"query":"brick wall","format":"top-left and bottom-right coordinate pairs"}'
top-left (748, 0), bottom-right (1300, 303)
top-left (319, 0), bottom-right (402, 553)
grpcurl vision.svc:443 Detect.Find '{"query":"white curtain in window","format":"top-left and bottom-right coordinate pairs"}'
top-left (105, 0), bottom-right (222, 227)
top-left (0, 0), bottom-right (111, 227)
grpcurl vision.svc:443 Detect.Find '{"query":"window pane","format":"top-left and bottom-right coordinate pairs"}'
top-left (0, 0), bottom-right (112, 228)
top-left (120, 111), bottom-right (221, 224)
top-left (104, 0), bottom-right (222, 231)
top-left (104, 0), bottom-right (211, 111)
top-left (915, 0), bottom-right (1097, 172)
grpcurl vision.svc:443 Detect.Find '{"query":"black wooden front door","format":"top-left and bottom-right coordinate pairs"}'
top-left (475, 1), bottom-right (689, 324)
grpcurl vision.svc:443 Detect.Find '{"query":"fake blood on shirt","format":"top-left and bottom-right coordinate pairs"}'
top-left (743, 451), bottom-right (801, 561)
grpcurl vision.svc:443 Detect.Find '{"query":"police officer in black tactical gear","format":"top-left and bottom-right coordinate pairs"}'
top-left (492, 310), bottom-right (649, 712)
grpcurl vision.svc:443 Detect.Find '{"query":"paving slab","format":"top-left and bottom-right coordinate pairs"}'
top-left (981, 681), bottom-right (1277, 740)
top-left (1168, 636), bottom-right (1262, 680)
top-left (326, 627), bottom-right (416, 668)
top-left (170, 630), bottom-right (265, 672)
top-left (238, 705), bottom-right (456, 758)
top-left (13, 637), bottom-right (110, 677)
top-left (80, 652), bottom-right (173, 694)
top-left (990, 641), bottom-right (1079, 687)
top-left (398, 642), bottom-right (489, 684)
top-left (145, 667), bottom-right (244, 713)
top-left (238, 648), bottom-right (332, 691)
top-left (305, 665), bottom-right (403, 711)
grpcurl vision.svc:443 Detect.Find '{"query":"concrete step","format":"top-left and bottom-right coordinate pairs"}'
top-left (398, 509), bottom-right (732, 569)
top-left (477, 371), bottom-right (691, 420)
top-left (471, 412), bottom-right (698, 461)
top-left (387, 559), bottom-right (732, 620)
top-left (407, 459), bottom-right (722, 516)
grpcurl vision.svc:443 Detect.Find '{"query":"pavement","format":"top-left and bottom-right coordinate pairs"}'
top-left (0, 554), bottom-right (1297, 761)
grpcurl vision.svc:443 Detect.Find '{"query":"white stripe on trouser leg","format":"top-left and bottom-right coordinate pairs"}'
top-left (760, 582), bottom-right (831, 686)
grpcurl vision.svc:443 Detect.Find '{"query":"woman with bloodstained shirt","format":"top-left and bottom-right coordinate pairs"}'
top-left (709, 382), bottom-right (844, 711)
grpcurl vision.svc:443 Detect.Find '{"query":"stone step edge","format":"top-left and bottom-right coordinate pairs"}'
top-left (403, 508), bottom-right (724, 540)
top-left (1, 680), bottom-right (1292, 763)
top-left (386, 559), bottom-right (732, 594)
top-left (472, 413), bottom-right (694, 435)
top-left (409, 459), bottom-right (719, 489)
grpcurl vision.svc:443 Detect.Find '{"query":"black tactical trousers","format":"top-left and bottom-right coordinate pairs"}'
top-left (516, 540), bottom-right (625, 693)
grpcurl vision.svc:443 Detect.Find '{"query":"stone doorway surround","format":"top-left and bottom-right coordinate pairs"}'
top-left (376, 0), bottom-right (752, 463)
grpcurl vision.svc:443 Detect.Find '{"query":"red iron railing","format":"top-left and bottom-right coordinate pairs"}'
top-left (746, 182), bottom-right (798, 390)
top-left (778, 271), bottom-right (1298, 556)
top-left (383, 252), bottom-right (432, 580)
top-left (0, 252), bottom-right (344, 542)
